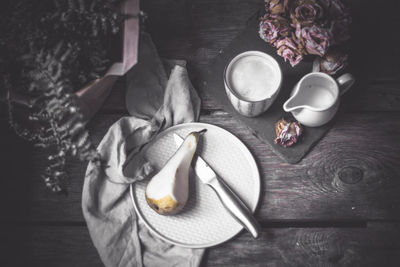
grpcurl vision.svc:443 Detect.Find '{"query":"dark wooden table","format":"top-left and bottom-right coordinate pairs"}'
top-left (1, 0), bottom-right (400, 266)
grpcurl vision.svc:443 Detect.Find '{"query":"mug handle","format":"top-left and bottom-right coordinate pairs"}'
top-left (336, 73), bottom-right (355, 96)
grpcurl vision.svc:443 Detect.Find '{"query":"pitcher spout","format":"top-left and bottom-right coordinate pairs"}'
top-left (283, 94), bottom-right (302, 112)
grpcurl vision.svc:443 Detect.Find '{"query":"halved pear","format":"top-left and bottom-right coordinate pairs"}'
top-left (145, 130), bottom-right (206, 215)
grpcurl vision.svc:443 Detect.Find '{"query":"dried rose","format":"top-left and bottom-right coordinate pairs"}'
top-left (290, 0), bottom-right (324, 27)
top-left (275, 37), bottom-right (304, 66)
top-left (297, 25), bottom-right (330, 56)
top-left (329, 18), bottom-right (351, 44)
top-left (259, 16), bottom-right (279, 43)
top-left (274, 118), bottom-right (303, 147)
top-left (259, 0), bottom-right (351, 68)
top-left (265, 0), bottom-right (289, 15)
top-left (314, 47), bottom-right (348, 75)
top-left (259, 14), bottom-right (292, 44)
top-left (326, 0), bottom-right (350, 19)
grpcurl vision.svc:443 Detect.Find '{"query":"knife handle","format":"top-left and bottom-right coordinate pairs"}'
top-left (208, 177), bottom-right (261, 239)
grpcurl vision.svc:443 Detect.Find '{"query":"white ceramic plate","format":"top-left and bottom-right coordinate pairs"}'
top-left (130, 122), bottom-right (260, 248)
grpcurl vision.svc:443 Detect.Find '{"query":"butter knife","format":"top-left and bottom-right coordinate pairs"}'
top-left (173, 133), bottom-right (261, 239)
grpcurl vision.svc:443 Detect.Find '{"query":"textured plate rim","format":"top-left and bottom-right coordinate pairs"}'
top-left (130, 122), bottom-right (260, 248)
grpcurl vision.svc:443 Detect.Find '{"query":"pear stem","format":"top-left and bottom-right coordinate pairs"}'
top-left (198, 129), bottom-right (207, 135)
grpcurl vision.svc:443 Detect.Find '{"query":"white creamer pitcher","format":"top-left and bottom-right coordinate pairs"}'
top-left (283, 72), bottom-right (355, 127)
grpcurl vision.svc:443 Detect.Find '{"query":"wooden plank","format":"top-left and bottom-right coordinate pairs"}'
top-left (205, 222), bottom-right (400, 267)
top-left (4, 111), bottom-right (400, 222)
top-left (343, 84), bottom-right (400, 112)
top-left (0, 223), bottom-right (399, 266)
top-left (103, 67), bottom-right (400, 114)
top-left (141, 0), bottom-right (262, 60)
top-left (0, 226), bottom-right (102, 267)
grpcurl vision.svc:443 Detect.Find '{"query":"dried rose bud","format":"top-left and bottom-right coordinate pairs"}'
top-left (290, 0), bottom-right (324, 27)
top-left (275, 37), bottom-right (304, 66)
top-left (274, 118), bottom-right (303, 147)
top-left (314, 48), bottom-right (348, 75)
top-left (297, 25), bottom-right (330, 56)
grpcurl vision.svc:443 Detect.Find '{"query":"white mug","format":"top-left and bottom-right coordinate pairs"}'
top-left (283, 72), bottom-right (355, 127)
top-left (224, 51), bottom-right (282, 117)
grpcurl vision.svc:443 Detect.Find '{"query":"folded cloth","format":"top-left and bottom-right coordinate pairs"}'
top-left (82, 33), bottom-right (204, 267)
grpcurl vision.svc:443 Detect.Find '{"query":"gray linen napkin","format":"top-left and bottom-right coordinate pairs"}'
top-left (82, 33), bottom-right (204, 267)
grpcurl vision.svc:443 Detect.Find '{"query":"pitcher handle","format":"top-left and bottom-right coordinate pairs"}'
top-left (336, 73), bottom-right (355, 96)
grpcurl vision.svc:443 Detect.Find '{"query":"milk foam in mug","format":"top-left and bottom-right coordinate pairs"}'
top-left (224, 51), bottom-right (282, 117)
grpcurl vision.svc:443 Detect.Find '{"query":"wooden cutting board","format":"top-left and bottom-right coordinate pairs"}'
top-left (198, 16), bottom-right (336, 164)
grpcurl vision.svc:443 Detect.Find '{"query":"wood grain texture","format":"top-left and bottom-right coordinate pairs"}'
top-left (141, 0), bottom-right (262, 61)
top-left (0, 223), bottom-right (399, 267)
top-left (7, 111), bottom-right (400, 222)
top-left (0, 226), bottom-right (102, 267)
top-left (343, 84), bottom-right (400, 112)
top-left (204, 222), bottom-right (400, 267)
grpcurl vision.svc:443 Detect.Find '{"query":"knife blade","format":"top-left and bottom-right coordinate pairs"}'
top-left (173, 133), bottom-right (260, 239)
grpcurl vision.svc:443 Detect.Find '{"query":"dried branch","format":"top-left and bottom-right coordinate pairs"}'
top-left (1, 0), bottom-right (123, 192)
